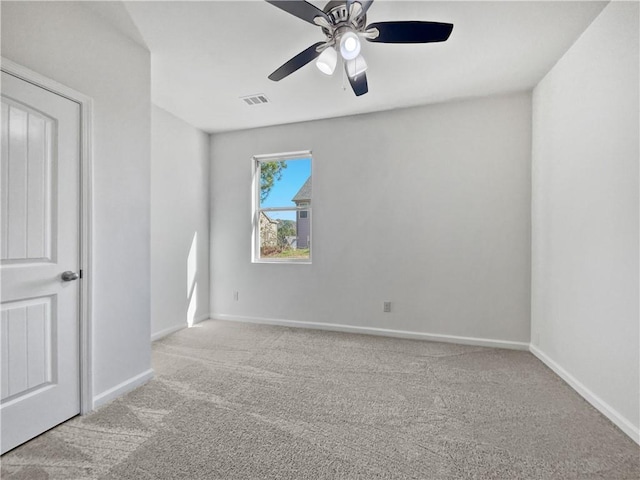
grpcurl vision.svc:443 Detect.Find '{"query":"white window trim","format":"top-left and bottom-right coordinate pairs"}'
top-left (252, 151), bottom-right (312, 264)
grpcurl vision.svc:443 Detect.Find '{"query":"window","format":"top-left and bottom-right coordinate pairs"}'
top-left (253, 151), bottom-right (312, 263)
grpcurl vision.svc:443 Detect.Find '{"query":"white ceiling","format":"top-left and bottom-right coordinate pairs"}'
top-left (102, 1), bottom-right (607, 133)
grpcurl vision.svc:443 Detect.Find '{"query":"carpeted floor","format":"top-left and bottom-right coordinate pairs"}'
top-left (1, 319), bottom-right (638, 479)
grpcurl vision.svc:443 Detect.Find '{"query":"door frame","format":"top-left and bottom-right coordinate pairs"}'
top-left (1, 57), bottom-right (94, 414)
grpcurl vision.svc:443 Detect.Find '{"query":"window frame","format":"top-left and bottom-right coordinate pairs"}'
top-left (252, 151), bottom-right (312, 264)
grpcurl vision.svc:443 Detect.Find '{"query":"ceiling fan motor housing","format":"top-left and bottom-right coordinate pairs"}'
top-left (321, 1), bottom-right (367, 38)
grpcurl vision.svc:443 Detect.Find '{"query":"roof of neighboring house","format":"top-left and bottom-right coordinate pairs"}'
top-left (292, 176), bottom-right (312, 203)
top-left (260, 211), bottom-right (278, 224)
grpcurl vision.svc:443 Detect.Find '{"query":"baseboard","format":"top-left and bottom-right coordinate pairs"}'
top-left (150, 315), bottom-right (210, 342)
top-left (93, 368), bottom-right (154, 410)
top-left (530, 344), bottom-right (640, 445)
top-left (210, 313), bottom-right (529, 351)
top-left (151, 324), bottom-right (184, 342)
top-left (193, 314), bottom-right (210, 325)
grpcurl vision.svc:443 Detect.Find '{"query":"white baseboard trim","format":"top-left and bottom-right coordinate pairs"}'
top-left (150, 315), bottom-right (211, 342)
top-left (151, 324), bottom-right (184, 342)
top-left (194, 314), bottom-right (210, 325)
top-left (530, 344), bottom-right (639, 445)
top-left (93, 368), bottom-right (154, 410)
top-left (210, 313), bottom-right (529, 351)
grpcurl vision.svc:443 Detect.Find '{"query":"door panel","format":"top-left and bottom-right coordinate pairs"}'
top-left (1, 297), bottom-right (53, 402)
top-left (1, 71), bottom-right (80, 454)
top-left (1, 100), bottom-right (55, 263)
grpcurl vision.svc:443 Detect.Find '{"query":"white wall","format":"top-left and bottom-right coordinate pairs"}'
top-left (2, 2), bottom-right (152, 403)
top-left (210, 93), bottom-right (532, 346)
top-left (151, 105), bottom-right (210, 339)
top-left (531, 1), bottom-right (639, 441)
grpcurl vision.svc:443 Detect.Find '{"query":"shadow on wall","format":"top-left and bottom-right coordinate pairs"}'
top-left (187, 231), bottom-right (198, 327)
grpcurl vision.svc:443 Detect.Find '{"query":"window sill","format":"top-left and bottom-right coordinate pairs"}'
top-left (252, 258), bottom-right (312, 265)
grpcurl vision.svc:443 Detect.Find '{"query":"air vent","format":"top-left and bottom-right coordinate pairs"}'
top-left (240, 94), bottom-right (270, 106)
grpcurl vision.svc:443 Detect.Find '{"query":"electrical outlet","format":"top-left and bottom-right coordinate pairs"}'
top-left (383, 301), bottom-right (391, 313)
top-left (233, 291), bottom-right (239, 301)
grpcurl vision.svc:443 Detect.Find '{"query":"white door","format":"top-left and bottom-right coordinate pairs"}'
top-left (0, 71), bottom-right (81, 454)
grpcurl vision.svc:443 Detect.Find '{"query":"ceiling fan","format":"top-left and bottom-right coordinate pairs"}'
top-left (265, 0), bottom-right (454, 96)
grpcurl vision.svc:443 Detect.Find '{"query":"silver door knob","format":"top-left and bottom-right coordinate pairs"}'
top-left (61, 271), bottom-right (79, 282)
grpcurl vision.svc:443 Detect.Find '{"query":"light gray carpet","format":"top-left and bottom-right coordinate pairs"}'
top-left (1, 320), bottom-right (638, 479)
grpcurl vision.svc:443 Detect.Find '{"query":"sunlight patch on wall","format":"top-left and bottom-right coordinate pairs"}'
top-left (187, 232), bottom-right (197, 295)
top-left (187, 231), bottom-right (198, 327)
top-left (187, 284), bottom-right (197, 328)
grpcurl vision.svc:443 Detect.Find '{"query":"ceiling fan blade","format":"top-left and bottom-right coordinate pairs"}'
top-left (359, 0), bottom-right (374, 16)
top-left (265, 0), bottom-right (330, 26)
top-left (268, 42), bottom-right (325, 81)
top-left (345, 65), bottom-right (368, 96)
top-left (366, 21), bottom-right (453, 44)
top-left (347, 0), bottom-right (374, 18)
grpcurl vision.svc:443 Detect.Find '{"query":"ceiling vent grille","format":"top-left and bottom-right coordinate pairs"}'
top-left (241, 94), bottom-right (270, 106)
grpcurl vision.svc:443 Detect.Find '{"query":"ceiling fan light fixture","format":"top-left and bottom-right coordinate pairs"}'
top-left (346, 54), bottom-right (368, 78)
top-left (316, 46), bottom-right (337, 75)
top-left (339, 31), bottom-right (361, 60)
